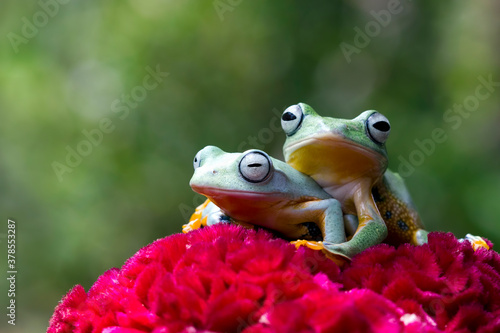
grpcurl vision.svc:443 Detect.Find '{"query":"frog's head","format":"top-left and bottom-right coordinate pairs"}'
top-left (191, 145), bottom-right (318, 221)
top-left (189, 146), bottom-right (287, 214)
top-left (281, 103), bottom-right (390, 190)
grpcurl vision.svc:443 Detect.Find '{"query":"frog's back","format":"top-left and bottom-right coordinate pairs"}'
top-left (372, 170), bottom-right (427, 245)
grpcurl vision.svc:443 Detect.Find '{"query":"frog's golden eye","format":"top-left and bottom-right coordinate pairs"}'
top-left (281, 104), bottom-right (304, 136)
top-left (193, 150), bottom-right (202, 169)
top-left (239, 150), bottom-right (273, 183)
top-left (366, 112), bottom-right (391, 144)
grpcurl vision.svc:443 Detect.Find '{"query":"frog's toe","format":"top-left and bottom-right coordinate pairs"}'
top-left (461, 233), bottom-right (490, 251)
top-left (182, 219), bottom-right (202, 233)
top-left (291, 239), bottom-right (324, 251)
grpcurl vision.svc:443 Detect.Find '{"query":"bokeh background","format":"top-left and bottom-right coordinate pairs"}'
top-left (1, 1), bottom-right (499, 331)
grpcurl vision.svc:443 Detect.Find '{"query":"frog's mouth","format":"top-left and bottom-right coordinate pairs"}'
top-left (191, 185), bottom-right (281, 201)
top-left (191, 185), bottom-right (285, 216)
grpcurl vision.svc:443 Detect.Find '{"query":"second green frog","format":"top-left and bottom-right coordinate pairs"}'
top-left (281, 103), bottom-right (428, 259)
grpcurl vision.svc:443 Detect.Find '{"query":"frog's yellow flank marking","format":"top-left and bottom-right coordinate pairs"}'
top-left (372, 181), bottom-right (425, 245)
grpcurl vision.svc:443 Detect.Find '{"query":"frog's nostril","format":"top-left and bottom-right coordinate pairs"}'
top-left (212, 170), bottom-right (218, 175)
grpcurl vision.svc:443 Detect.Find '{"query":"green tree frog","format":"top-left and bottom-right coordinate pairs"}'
top-left (281, 103), bottom-right (429, 259)
top-left (186, 145), bottom-right (347, 248)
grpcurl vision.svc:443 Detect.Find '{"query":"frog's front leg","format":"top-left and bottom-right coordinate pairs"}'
top-left (319, 198), bottom-right (347, 244)
top-left (323, 188), bottom-right (387, 260)
top-left (292, 198), bottom-right (346, 248)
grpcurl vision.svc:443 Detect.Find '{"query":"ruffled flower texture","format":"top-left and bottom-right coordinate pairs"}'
top-left (48, 225), bottom-right (500, 333)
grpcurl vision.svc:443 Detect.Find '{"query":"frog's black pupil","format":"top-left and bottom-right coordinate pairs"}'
top-left (373, 121), bottom-right (390, 132)
top-left (282, 112), bottom-right (297, 121)
top-left (248, 163), bottom-right (262, 168)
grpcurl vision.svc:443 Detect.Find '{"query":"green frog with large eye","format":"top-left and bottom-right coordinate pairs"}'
top-left (281, 103), bottom-right (429, 259)
top-left (187, 145), bottom-right (347, 249)
top-left (281, 103), bottom-right (489, 259)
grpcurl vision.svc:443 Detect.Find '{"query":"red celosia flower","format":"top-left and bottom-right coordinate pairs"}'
top-left (48, 225), bottom-right (500, 333)
top-left (342, 232), bottom-right (500, 333)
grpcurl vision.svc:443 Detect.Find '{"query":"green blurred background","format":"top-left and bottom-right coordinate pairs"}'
top-left (1, 0), bottom-right (499, 331)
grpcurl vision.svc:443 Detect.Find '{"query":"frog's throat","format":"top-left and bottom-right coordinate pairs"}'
top-left (284, 134), bottom-right (387, 188)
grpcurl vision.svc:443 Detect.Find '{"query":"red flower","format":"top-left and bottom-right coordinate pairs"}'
top-left (342, 233), bottom-right (500, 332)
top-left (48, 226), bottom-right (500, 333)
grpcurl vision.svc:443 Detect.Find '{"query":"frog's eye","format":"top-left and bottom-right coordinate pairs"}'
top-left (193, 151), bottom-right (202, 169)
top-left (366, 112), bottom-right (391, 144)
top-left (281, 105), bottom-right (304, 136)
top-left (239, 150), bottom-right (272, 183)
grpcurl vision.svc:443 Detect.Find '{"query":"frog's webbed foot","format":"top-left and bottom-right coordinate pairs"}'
top-left (291, 239), bottom-right (324, 251)
top-left (183, 199), bottom-right (233, 233)
top-left (460, 233), bottom-right (490, 251)
top-left (292, 240), bottom-right (349, 266)
top-left (322, 241), bottom-right (355, 261)
top-left (182, 218), bottom-right (202, 233)
top-left (184, 199), bottom-right (212, 233)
